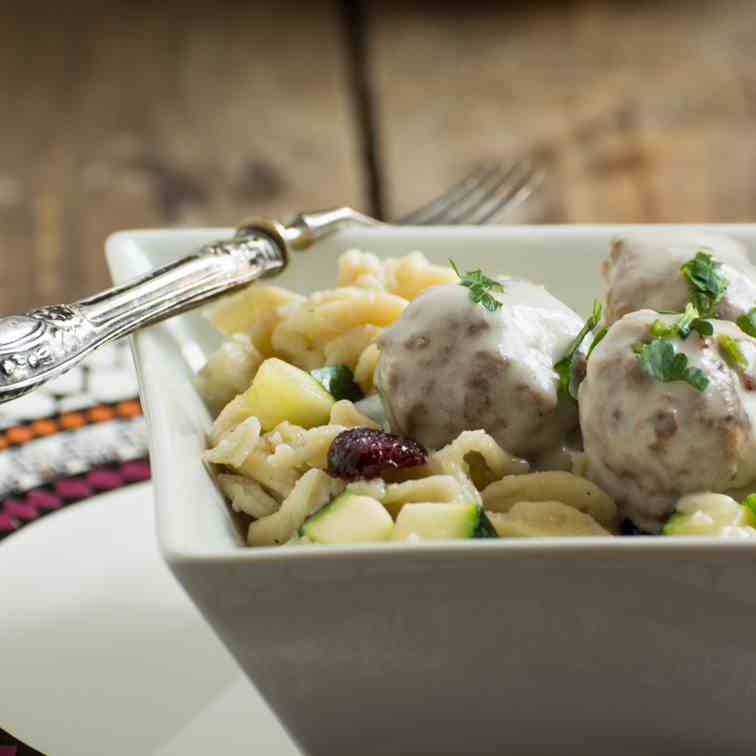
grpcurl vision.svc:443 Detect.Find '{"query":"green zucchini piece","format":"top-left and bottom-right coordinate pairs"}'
top-left (473, 510), bottom-right (499, 539)
top-left (300, 493), bottom-right (393, 544)
top-left (310, 365), bottom-right (364, 402)
top-left (663, 493), bottom-right (756, 536)
top-left (392, 502), bottom-right (493, 541)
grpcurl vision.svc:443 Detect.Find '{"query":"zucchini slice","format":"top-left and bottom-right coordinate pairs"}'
top-left (300, 493), bottom-right (393, 544)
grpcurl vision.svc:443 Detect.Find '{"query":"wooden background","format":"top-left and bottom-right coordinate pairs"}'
top-left (3, 0), bottom-right (756, 313)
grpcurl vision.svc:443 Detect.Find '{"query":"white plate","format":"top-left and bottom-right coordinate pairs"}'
top-left (0, 484), bottom-right (299, 756)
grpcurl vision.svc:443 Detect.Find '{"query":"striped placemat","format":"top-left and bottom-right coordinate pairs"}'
top-left (0, 340), bottom-right (149, 541)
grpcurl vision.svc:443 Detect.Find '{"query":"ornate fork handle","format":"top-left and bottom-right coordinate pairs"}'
top-left (0, 207), bottom-right (379, 403)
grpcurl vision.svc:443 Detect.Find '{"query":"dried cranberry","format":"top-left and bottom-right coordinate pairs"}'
top-left (327, 427), bottom-right (428, 481)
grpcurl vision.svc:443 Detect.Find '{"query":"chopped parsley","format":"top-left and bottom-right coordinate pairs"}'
top-left (689, 318), bottom-right (715, 338)
top-left (742, 494), bottom-right (756, 517)
top-left (718, 334), bottom-right (747, 368)
top-left (449, 259), bottom-right (503, 312)
top-left (680, 251), bottom-right (728, 318)
top-left (736, 307), bottom-right (756, 338)
top-left (633, 339), bottom-right (709, 392)
top-left (554, 299), bottom-right (603, 400)
top-left (649, 304), bottom-right (713, 340)
top-left (586, 326), bottom-right (608, 359)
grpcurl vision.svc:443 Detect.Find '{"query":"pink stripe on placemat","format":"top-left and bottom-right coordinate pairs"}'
top-left (3, 499), bottom-right (37, 522)
top-left (0, 746), bottom-right (17, 755)
top-left (1, 457), bottom-right (150, 544)
top-left (25, 489), bottom-right (62, 511)
top-left (86, 469), bottom-right (123, 491)
top-left (120, 460), bottom-right (151, 482)
top-left (54, 477), bottom-right (93, 500)
top-left (0, 512), bottom-right (17, 533)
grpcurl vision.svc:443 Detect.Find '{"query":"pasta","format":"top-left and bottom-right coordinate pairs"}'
top-left (481, 471), bottom-right (617, 530)
top-left (217, 473), bottom-right (279, 519)
top-left (207, 285), bottom-right (304, 355)
top-left (196, 334), bottom-right (263, 414)
top-left (323, 324), bottom-right (383, 371)
top-left (488, 501), bottom-right (611, 537)
top-left (205, 417), bottom-right (262, 468)
top-left (353, 343), bottom-right (381, 394)
top-left (428, 430), bottom-right (530, 504)
top-left (329, 400), bottom-right (380, 429)
top-left (271, 287), bottom-right (406, 370)
top-left (382, 476), bottom-right (466, 518)
top-left (248, 469), bottom-right (345, 546)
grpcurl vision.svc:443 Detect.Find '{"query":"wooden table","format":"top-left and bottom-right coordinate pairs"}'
top-left (3, 0), bottom-right (756, 313)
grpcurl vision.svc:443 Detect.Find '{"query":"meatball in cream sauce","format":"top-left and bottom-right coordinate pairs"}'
top-left (579, 310), bottom-right (756, 532)
top-left (376, 278), bottom-right (583, 459)
top-left (603, 231), bottom-right (756, 325)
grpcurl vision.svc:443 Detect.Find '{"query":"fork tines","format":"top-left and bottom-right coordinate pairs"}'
top-left (398, 161), bottom-right (542, 226)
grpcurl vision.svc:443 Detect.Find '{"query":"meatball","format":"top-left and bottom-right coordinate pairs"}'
top-left (579, 310), bottom-right (756, 532)
top-left (375, 278), bottom-right (584, 458)
top-left (603, 231), bottom-right (756, 325)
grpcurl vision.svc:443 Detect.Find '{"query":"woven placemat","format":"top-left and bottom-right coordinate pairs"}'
top-left (0, 340), bottom-right (149, 541)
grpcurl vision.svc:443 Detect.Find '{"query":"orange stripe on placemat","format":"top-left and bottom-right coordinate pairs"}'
top-left (31, 419), bottom-right (57, 436)
top-left (115, 400), bottom-right (142, 418)
top-left (6, 426), bottom-right (34, 444)
top-left (59, 412), bottom-right (86, 430)
top-left (0, 398), bottom-right (144, 448)
top-left (87, 405), bottom-right (114, 423)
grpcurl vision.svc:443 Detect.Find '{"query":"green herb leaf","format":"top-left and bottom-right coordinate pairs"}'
top-left (650, 319), bottom-right (677, 338)
top-left (449, 259), bottom-right (504, 312)
top-left (634, 339), bottom-right (709, 392)
top-left (554, 299), bottom-right (604, 400)
top-left (690, 318), bottom-right (714, 337)
top-left (684, 366), bottom-right (710, 392)
top-left (736, 307), bottom-right (756, 338)
top-left (742, 494), bottom-right (756, 518)
top-left (649, 304), bottom-right (712, 340)
top-left (591, 298), bottom-right (602, 323)
top-left (676, 303), bottom-right (701, 338)
top-left (718, 334), bottom-right (747, 368)
top-left (680, 251), bottom-right (728, 318)
top-left (554, 356), bottom-right (573, 401)
top-left (586, 326), bottom-right (608, 359)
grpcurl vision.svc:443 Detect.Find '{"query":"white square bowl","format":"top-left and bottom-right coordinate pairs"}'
top-left (108, 225), bottom-right (756, 756)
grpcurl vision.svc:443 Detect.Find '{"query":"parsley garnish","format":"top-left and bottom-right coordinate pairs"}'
top-left (742, 494), bottom-right (756, 517)
top-left (633, 339), bottom-right (709, 392)
top-left (449, 259), bottom-right (503, 312)
top-left (554, 299), bottom-right (603, 400)
top-left (736, 307), bottom-right (756, 338)
top-left (680, 251), bottom-right (728, 318)
top-left (718, 334), bottom-right (747, 368)
top-left (649, 304), bottom-right (713, 340)
top-left (689, 318), bottom-right (715, 338)
top-left (586, 326), bottom-right (608, 359)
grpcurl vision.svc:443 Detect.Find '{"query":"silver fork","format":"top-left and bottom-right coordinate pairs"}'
top-left (0, 160), bottom-right (541, 403)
